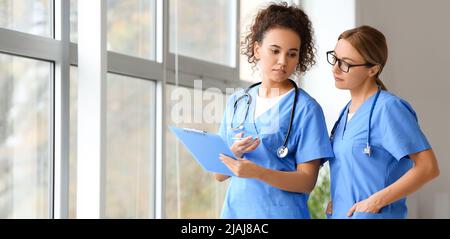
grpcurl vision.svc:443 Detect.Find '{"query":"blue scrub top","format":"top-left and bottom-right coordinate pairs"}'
top-left (329, 90), bottom-right (431, 219)
top-left (218, 86), bottom-right (334, 219)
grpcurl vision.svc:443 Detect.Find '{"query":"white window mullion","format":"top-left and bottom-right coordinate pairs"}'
top-left (155, 0), bottom-right (169, 219)
top-left (76, 0), bottom-right (107, 219)
top-left (53, 0), bottom-right (71, 219)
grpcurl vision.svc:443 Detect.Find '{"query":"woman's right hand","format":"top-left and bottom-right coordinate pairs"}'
top-left (230, 133), bottom-right (260, 158)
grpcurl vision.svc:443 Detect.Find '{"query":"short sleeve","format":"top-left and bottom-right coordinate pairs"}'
top-left (381, 98), bottom-right (431, 160)
top-left (295, 102), bottom-right (334, 164)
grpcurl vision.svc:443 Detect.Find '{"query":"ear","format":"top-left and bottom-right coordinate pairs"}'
top-left (368, 65), bottom-right (381, 78)
top-left (254, 41), bottom-right (261, 60)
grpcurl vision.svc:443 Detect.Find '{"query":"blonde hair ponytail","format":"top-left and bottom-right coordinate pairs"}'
top-left (375, 78), bottom-right (387, 90)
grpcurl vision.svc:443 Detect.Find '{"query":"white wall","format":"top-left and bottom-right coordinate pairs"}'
top-left (356, 0), bottom-right (450, 218)
top-left (301, 0), bottom-right (355, 131)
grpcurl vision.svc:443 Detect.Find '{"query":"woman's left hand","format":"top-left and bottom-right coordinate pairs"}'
top-left (347, 195), bottom-right (384, 216)
top-left (219, 154), bottom-right (263, 178)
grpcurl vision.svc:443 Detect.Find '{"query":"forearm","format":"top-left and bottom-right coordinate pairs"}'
top-left (371, 163), bottom-right (439, 208)
top-left (256, 167), bottom-right (317, 193)
top-left (214, 173), bottom-right (230, 182)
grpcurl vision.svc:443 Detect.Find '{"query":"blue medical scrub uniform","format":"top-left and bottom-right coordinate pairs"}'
top-left (218, 86), bottom-right (334, 219)
top-left (329, 90), bottom-right (431, 219)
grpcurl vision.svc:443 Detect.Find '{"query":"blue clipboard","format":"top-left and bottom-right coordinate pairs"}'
top-left (169, 126), bottom-right (236, 176)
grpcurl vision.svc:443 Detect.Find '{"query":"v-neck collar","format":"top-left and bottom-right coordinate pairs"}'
top-left (340, 91), bottom-right (379, 139)
top-left (254, 87), bottom-right (295, 120)
top-left (251, 86), bottom-right (297, 121)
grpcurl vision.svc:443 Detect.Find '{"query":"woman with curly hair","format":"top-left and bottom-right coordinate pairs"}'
top-left (215, 2), bottom-right (334, 218)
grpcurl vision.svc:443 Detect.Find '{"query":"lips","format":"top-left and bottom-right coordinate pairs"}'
top-left (334, 75), bottom-right (344, 82)
top-left (272, 69), bottom-right (287, 74)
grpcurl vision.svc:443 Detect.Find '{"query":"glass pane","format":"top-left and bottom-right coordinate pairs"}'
top-left (105, 74), bottom-right (155, 218)
top-left (0, 53), bottom-right (51, 218)
top-left (68, 66), bottom-right (77, 219)
top-left (70, 0), bottom-right (157, 60)
top-left (169, 0), bottom-right (235, 67)
top-left (108, 0), bottom-right (156, 60)
top-left (0, 0), bottom-right (53, 37)
top-left (165, 84), bottom-right (228, 218)
top-left (69, 70), bottom-right (156, 219)
top-left (69, 0), bottom-right (77, 43)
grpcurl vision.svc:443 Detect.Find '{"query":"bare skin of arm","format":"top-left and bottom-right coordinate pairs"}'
top-left (220, 155), bottom-right (321, 193)
top-left (215, 133), bottom-right (321, 194)
top-left (325, 149), bottom-right (439, 216)
top-left (347, 149), bottom-right (439, 216)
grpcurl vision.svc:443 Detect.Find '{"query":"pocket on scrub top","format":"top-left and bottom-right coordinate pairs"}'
top-left (351, 142), bottom-right (390, 198)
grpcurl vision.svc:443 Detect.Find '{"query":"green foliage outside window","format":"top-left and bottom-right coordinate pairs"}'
top-left (308, 164), bottom-right (330, 219)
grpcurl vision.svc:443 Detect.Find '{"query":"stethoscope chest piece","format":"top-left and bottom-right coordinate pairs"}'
top-left (363, 144), bottom-right (371, 157)
top-left (277, 146), bottom-right (289, 158)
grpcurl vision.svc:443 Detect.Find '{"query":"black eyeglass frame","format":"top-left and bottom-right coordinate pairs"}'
top-left (326, 51), bottom-right (375, 73)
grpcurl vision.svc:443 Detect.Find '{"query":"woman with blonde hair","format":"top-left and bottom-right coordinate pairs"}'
top-left (326, 25), bottom-right (439, 219)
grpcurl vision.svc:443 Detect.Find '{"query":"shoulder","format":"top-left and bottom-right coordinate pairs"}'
top-left (297, 88), bottom-right (323, 110)
top-left (377, 90), bottom-right (417, 117)
top-left (296, 88), bottom-right (325, 116)
top-left (226, 88), bottom-right (246, 105)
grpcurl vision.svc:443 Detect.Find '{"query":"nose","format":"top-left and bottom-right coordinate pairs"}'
top-left (277, 54), bottom-right (287, 67)
top-left (331, 61), bottom-right (341, 74)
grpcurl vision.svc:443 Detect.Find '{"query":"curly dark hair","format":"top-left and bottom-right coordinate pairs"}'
top-left (241, 2), bottom-right (316, 73)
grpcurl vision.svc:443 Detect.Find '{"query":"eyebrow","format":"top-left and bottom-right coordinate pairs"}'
top-left (270, 44), bottom-right (299, 52)
top-left (341, 57), bottom-right (356, 62)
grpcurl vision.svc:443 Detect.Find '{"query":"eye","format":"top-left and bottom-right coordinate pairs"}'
top-left (341, 61), bottom-right (350, 68)
top-left (288, 52), bottom-right (298, 58)
top-left (271, 49), bottom-right (279, 54)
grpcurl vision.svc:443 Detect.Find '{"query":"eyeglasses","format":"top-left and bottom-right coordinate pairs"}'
top-left (326, 51), bottom-right (374, 73)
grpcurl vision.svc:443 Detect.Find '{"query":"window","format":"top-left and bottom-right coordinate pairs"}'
top-left (165, 84), bottom-right (228, 218)
top-left (104, 74), bottom-right (156, 218)
top-left (0, 53), bottom-right (51, 218)
top-left (70, 0), bottom-right (157, 60)
top-left (169, 0), bottom-right (236, 67)
top-left (68, 66), bottom-right (77, 219)
top-left (69, 69), bottom-right (156, 218)
top-left (0, 0), bottom-right (53, 37)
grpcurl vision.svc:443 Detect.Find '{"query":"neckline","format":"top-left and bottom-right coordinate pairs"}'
top-left (257, 87), bottom-right (294, 99)
top-left (346, 90), bottom-right (381, 125)
top-left (340, 90), bottom-right (382, 138)
top-left (251, 86), bottom-right (298, 124)
top-left (257, 88), bottom-right (294, 101)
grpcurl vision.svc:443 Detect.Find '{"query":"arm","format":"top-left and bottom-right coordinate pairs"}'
top-left (348, 149), bottom-right (439, 215)
top-left (257, 160), bottom-right (320, 193)
top-left (214, 173), bottom-right (230, 182)
top-left (220, 154), bottom-right (321, 193)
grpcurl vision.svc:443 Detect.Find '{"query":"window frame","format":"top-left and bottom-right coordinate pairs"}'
top-left (0, 0), bottom-right (247, 219)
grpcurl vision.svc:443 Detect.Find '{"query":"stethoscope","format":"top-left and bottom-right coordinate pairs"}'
top-left (229, 79), bottom-right (298, 158)
top-left (330, 86), bottom-right (382, 157)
